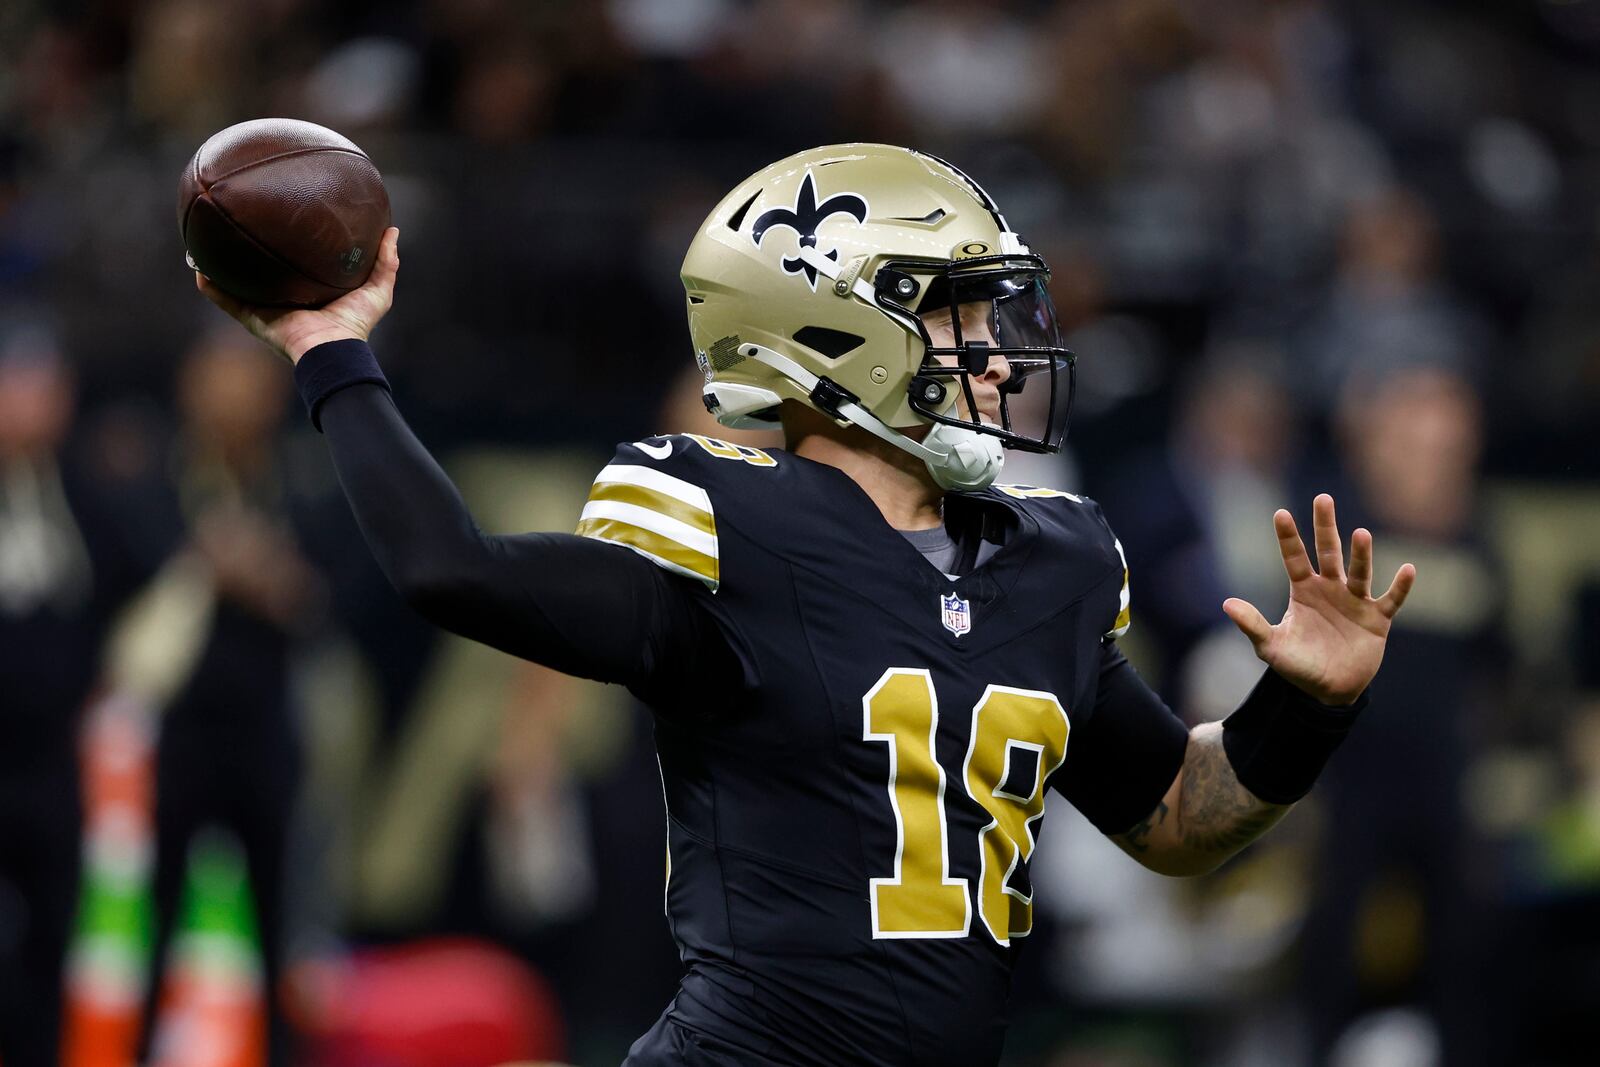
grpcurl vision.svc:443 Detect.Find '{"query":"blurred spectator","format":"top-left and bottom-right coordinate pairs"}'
top-left (1300, 366), bottom-right (1506, 1066)
top-left (300, 37), bottom-right (423, 134)
top-left (1089, 421), bottom-right (1232, 699)
top-left (0, 321), bottom-right (167, 1067)
top-left (128, 0), bottom-right (257, 136)
top-left (1294, 188), bottom-right (1486, 412)
top-left (1501, 232), bottom-right (1600, 478)
top-left (140, 331), bottom-right (322, 1067)
top-left (451, 34), bottom-right (557, 145)
top-left (877, 0), bottom-right (1049, 140)
top-left (1170, 344), bottom-right (1299, 721)
top-left (1177, 345), bottom-right (1296, 616)
top-left (0, 134), bottom-right (44, 288)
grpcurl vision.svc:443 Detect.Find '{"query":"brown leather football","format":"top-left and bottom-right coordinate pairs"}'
top-left (178, 118), bottom-right (390, 308)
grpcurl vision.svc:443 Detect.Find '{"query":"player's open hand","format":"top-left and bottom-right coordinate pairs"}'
top-left (1222, 494), bottom-right (1416, 706)
top-left (195, 226), bottom-right (400, 365)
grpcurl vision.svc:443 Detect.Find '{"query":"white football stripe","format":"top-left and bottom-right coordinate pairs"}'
top-left (578, 500), bottom-right (719, 559)
top-left (595, 463), bottom-right (713, 512)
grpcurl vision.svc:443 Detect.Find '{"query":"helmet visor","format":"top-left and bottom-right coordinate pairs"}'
top-left (880, 256), bottom-right (1075, 453)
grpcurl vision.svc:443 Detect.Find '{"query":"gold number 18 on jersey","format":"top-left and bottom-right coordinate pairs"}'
top-left (863, 668), bottom-right (1070, 946)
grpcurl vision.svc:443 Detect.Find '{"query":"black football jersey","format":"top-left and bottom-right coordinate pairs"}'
top-left (577, 433), bottom-right (1179, 1067)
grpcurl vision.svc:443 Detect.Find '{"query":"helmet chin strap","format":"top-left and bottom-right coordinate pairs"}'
top-left (920, 421), bottom-right (1006, 491)
top-left (739, 343), bottom-right (1005, 492)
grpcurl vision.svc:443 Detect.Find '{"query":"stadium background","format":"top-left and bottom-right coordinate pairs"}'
top-left (3, 0), bottom-right (1600, 1065)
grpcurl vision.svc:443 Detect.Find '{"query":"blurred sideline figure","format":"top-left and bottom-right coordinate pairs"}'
top-left (138, 330), bottom-right (323, 1067)
top-left (1296, 189), bottom-right (1484, 414)
top-left (1304, 366), bottom-right (1505, 1067)
top-left (0, 320), bottom-right (167, 1067)
top-left (1170, 346), bottom-right (1302, 722)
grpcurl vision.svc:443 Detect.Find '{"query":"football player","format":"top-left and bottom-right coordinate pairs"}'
top-left (197, 144), bottom-right (1415, 1067)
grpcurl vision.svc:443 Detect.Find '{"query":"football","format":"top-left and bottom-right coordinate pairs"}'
top-left (177, 118), bottom-right (391, 308)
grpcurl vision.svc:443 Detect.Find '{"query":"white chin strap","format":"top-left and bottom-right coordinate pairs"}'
top-left (920, 420), bottom-right (1007, 491)
top-left (739, 342), bottom-right (1004, 492)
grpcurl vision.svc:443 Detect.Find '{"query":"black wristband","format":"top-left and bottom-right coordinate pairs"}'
top-left (293, 339), bottom-right (390, 431)
top-left (1221, 669), bottom-right (1368, 805)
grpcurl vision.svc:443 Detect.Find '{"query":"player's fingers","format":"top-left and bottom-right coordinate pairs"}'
top-left (195, 271), bottom-right (225, 307)
top-left (356, 227), bottom-right (399, 313)
top-left (1223, 597), bottom-right (1273, 646)
top-left (1347, 527), bottom-right (1373, 598)
top-left (1312, 493), bottom-right (1344, 579)
top-left (1274, 509), bottom-right (1315, 583)
top-left (371, 227), bottom-right (399, 287)
top-left (1376, 563), bottom-right (1417, 619)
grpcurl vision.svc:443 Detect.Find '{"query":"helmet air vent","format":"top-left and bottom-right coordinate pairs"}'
top-left (726, 191), bottom-right (761, 233)
top-left (793, 326), bottom-right (866, 360)
top-left (889, 208), bottom-right (946, 225)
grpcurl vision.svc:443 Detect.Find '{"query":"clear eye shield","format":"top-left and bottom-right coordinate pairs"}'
top-left (875, 255), bottom-right (1074, 453)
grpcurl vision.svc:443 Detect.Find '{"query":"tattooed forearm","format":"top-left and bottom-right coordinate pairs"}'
top-left (1112, 723), bottom-right (1291, 875)
top-left (1119, 800), bottom-right (1168, 853)
top-left (1174, 723), bottom-right (1289, 858)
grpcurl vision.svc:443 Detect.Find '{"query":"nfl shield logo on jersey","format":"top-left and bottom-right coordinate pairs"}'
top-left (940, 592), bottom-right (972, 637)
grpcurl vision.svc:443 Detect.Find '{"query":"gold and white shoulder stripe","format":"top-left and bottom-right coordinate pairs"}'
top-left (1107, 537), bottom-right (1131, 639)
top-left (576, 463), bottom-right (719, 591)
top-left (995, 484), bottom-right (1084, 501)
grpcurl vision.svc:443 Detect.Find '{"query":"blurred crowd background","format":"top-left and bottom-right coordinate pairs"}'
top-left (3, 0), bottom-right (1600, 1065)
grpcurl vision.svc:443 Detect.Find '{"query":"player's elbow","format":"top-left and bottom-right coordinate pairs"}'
top-left (393, 568), bottom-right (453, 617)
top-left (1115, 833), bottom-right (1237, 877)
top-left (378, 524), bottom-right (504, 623)
top-left (389, 557), bottom-right (484, 626)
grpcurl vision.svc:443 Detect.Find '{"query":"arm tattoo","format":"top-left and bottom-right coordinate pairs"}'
top-left (1119, 800), bottom-right (1168, 854)
top-left (1175, 723), bottom-right (1288, 856)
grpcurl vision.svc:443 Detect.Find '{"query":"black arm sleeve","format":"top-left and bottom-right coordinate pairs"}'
top-left (1221, 669), bottom-right (1367, 805)
top-left (303, 351), bottom-right (741, 697)
top-left (1055, 641), bottom-right (1191, 835)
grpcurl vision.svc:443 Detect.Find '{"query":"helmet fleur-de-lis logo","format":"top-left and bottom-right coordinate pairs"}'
top-left (751, 171), bottom-right (868, 289)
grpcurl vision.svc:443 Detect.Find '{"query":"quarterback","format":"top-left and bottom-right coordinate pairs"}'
top-left (198, 145), bottom-right (1414, 1067)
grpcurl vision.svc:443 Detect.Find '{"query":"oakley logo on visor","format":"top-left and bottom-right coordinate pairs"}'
top-left (752, 172), bottom-right (868, 290)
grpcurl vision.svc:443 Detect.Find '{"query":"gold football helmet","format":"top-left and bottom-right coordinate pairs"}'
top-left (681, 143), bottom-right (1073, 490)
